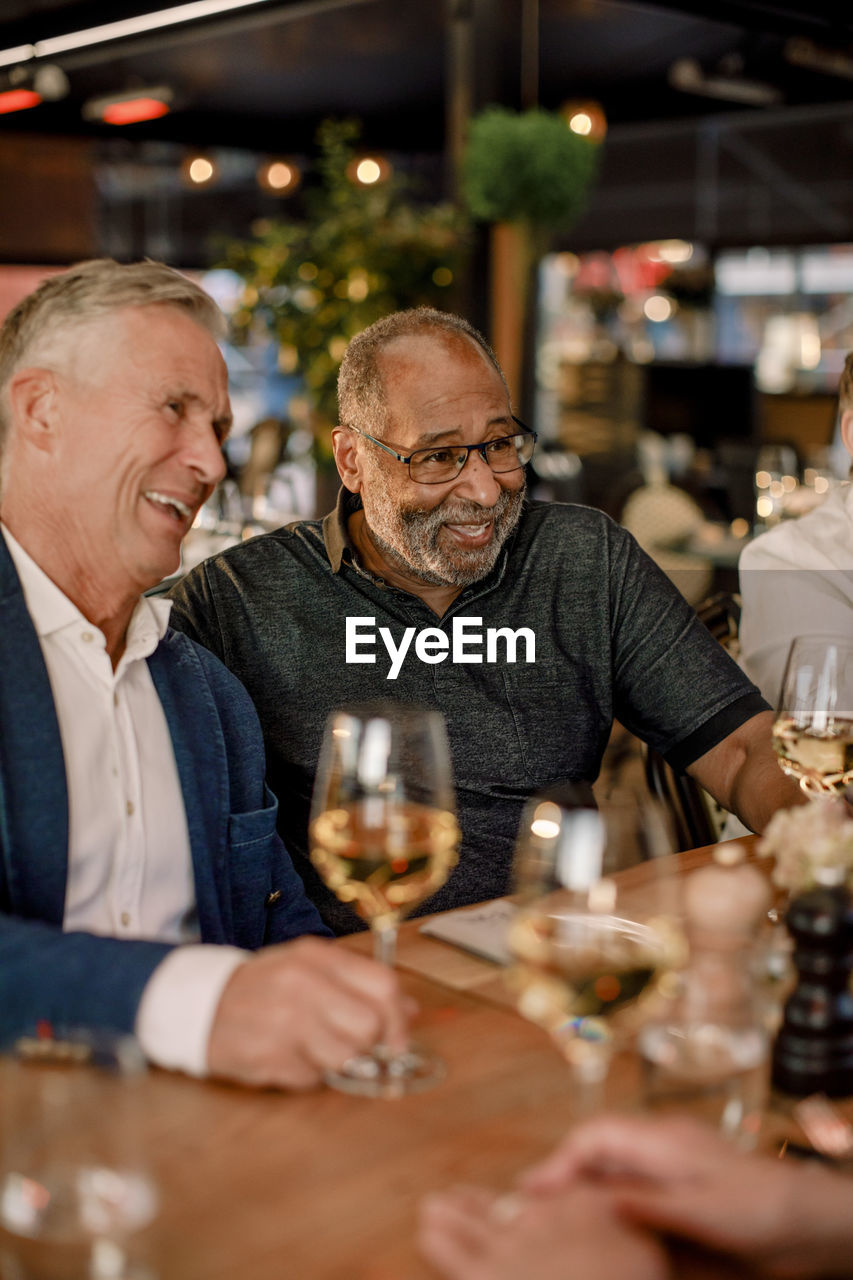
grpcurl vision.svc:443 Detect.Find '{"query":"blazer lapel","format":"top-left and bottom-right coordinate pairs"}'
top-left (147, 633), bottom-right (232, 944)
top-left (0, 537), bottom-right (69, 923)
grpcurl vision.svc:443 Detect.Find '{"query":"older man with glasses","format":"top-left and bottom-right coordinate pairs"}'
top-left (169, 308), bottom-right (800, 933)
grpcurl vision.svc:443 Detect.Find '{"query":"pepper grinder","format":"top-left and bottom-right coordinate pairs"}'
top-left (772, 867), bottom-right (853, 1099)
top-left (639, 842), bottom-right (771, 1146)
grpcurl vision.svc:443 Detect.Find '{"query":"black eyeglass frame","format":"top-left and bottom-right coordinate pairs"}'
top-left (346, 416), bottom-right (538, 485)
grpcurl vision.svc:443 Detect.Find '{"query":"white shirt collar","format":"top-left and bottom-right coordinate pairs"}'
top-left (1, 522), bottom-right (172, 661)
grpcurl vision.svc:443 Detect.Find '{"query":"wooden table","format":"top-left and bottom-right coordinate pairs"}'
top-left (3, 835), bottom-right (836, 1280)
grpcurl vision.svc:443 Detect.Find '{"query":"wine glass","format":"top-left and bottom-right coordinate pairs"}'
top-left (309, 701), bottom-right (460, 1096)
top-left (506, 785), bottom-right (682, 1116)
top-left (754, 444), bottom-right (798, 527)
top-left (772, 637), bottom-right (853, 799)
top-left (0, 1032), bottom-right (159, 1279)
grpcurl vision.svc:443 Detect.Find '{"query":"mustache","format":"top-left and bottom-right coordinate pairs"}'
top-left (401, 490), bottom-right (520, 530)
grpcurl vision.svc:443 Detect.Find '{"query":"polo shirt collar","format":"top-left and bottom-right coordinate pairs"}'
top-left (323, 487), bottom-right (361, 573)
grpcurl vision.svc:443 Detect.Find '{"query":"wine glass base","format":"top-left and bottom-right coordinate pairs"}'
top-left (0, 1233), bottom-right (156, 1280)
top-left (324, 1044), bottom-right (445, 1098)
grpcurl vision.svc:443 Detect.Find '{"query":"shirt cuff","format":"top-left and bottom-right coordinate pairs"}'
top-left (135, 944), bottom-right (249, 1077)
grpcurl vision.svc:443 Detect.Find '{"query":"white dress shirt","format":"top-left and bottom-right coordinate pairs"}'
top-left (2, 525), bottom-right (246, 1075)
top-left (738, 482), bottom-right (853, 706)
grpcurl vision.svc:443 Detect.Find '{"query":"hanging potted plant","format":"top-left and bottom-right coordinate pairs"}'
top-left (462, 106), bottom-right (602, 410)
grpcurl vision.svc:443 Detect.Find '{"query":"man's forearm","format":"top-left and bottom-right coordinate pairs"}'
top-left (726, 752), bottom-right (804, 833)
top-left (688, 710), bottom-right (804, 834)
top-left (0, 913), bottom-right (172, 1042)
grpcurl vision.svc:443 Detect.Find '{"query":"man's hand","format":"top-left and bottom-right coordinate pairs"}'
top-left (520, 1114), bottom-right (853, 1280)
top-left (206, 936), bottom-right (414, 1088)
top-left (418, 1182), bottom-right (670, 1280)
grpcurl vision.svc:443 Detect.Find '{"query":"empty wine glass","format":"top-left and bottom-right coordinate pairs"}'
top-left (506, 785), bottom-right (682, 1116)
top-left (309, 701), bottom-right (460, 1096)
top-left (772, 637), bottom-right (853, 799)
top-left (0, 1032), bottom-right (159, 1280)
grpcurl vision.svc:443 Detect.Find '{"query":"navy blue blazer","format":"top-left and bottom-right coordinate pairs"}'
top-left (0, 534), bottom-right (328, 1040)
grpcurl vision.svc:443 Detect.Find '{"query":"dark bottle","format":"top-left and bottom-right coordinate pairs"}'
top-left (771, 871), bottom-right (853, 1099)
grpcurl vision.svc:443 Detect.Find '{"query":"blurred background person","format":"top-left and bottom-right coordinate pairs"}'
top-left (739, 352), bottom-right (853, 706)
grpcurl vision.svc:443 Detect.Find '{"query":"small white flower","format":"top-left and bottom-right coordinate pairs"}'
top-left (759, 799), bottom-right (853, 894)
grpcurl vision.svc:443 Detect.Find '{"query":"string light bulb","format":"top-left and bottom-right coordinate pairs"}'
top-left (257, 158), bottom-right (300, 195)
top-left (561, 100), bottom-right (607, 142)
top-left (346, 155), bottom-right (391, 186)
top-left (182, 153), bottom-right (218, 186)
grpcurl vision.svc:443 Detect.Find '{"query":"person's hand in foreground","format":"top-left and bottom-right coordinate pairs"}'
top-left (521, 1113), bottom-right (853, 1279)
top-left (418, 1180), bottom-right (670, 1280)
top-left (206, 937), bottom-right (414, 1088)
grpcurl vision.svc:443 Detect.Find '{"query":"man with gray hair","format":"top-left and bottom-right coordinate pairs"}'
top-left (170, 306), bottom-right (802, 933)
top-left (0, 258), bottom-right (410, 1086)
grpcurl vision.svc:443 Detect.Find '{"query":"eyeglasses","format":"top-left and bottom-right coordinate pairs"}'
top-left (348, 417), bottom-right (537, 485)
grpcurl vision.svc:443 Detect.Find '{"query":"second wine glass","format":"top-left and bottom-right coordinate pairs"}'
top-left (772, 636), bottom-right (853, 799)
top-left (309, 701), bottom-right (460, 1097)
top-left (507, 787), bottom-right (682, 1115)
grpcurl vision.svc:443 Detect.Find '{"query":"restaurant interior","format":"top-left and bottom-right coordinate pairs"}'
top-left (1, 2), bottom-right (853, 1279)
top-left (2, 0), bottom-right (852, 549)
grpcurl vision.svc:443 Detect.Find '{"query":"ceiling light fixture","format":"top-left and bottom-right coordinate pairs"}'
top-left (102, 97), bottom-right (169, 125)
top-left (669, 57), bottom-right (782, 107)
top-left (785, 37), bottom-right (853, 82)
top-left (82, 85), bottom-right (173, 124)
top-left (0, 88), bottom-right (41, 114)
top-left (0, 0), bottom-right (278, 68)
top-left (0, 61), bottom-right (69, 113)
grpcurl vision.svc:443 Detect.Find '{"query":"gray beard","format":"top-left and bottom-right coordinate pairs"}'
top-left (361, 483), bottom-right (525, 588)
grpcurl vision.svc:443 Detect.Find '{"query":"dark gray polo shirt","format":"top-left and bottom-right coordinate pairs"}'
top-left (168, 492), bottom-right (767, 933)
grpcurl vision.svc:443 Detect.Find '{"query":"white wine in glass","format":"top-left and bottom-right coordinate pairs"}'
top-left (507, 788), bottom-right (681, 1109)
top-left (309, 702), bottom-right (460, 1096)
top-left (772, 637), bottom-right (853, 797)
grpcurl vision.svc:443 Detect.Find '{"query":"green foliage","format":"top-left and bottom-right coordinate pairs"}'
top-left (222, 119), bottom-right (469, 430)
top-left (462, 107), bottom-right (600, 229)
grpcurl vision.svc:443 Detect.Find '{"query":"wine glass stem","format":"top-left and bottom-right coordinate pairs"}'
top-left (565, 1039), bottom-right (613, 1119)
top-left (372, 925), bottom-right (401, 1064)
top-left (90, 1236), bottom-right (128, 1280)
top-left (373, 923), bottom-right (398, 969)
top-left (570, 1066), bottom-right (606, 1119)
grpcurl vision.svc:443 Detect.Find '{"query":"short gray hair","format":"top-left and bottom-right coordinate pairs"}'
top-left (0, 258), bottom-right (224, 455)
top-left (337, 307), bottom-right (509, 433)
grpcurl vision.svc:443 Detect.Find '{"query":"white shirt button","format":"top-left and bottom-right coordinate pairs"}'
top-left (126, 800), bottom-right (134, 816)
top-left (81, 631), bottom-right (94, 643)
top-left (120, 912), bottom-right (131, 927)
